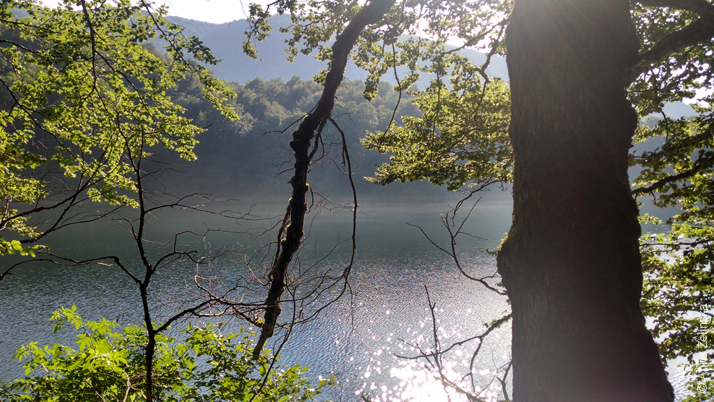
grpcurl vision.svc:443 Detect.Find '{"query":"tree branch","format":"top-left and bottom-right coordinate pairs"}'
top-left (632, 154), bottom-right (713, 195)
top-left (628, 16), bottom-right (714, 82)
top-left (251, 0), bottom-right (396, 360)
top-left (637, 0), bottom-right (714, 18)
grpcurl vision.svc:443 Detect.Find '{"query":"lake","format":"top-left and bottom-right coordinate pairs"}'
top-left (0, 195), bottom-right (688, 401)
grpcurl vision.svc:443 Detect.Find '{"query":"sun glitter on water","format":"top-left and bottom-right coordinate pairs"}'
top-left (352, 345), bottom-right (504, 402)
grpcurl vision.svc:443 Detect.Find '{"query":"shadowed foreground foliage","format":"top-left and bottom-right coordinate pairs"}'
top-left (0, 308), bottom-right (332, 402)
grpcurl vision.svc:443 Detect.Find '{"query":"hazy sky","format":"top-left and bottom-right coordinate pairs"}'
top-left (39, 1), bottom-right (273, 24)
top-left (156, 0), bottom-right (273, 24)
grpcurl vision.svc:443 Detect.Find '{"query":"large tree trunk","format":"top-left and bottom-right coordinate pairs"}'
top-left (497, 0), bottom-right (674, 400)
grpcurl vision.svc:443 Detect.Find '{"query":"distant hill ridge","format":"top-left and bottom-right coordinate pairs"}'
top-left (166, 14), bottom-right (694, 118)
top-left (166, 14), bottom-right (509, 85)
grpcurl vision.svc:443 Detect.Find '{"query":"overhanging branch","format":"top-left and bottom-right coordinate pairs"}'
top-left (637, 0), bottom-right (714, 18)
top-left (632, 154), bottom-right (713, 195)
top-left (629, 0), bottom-right (714, 83)
top-left (251, 0), bottom-right (396, 360)
top-left (628, 16), bottom-right (714, 83)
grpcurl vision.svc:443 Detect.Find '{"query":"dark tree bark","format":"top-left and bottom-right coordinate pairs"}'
top-left (252, 0), bottom-right (395, 360)
top-left (497, 0), bottom-right (675, 400)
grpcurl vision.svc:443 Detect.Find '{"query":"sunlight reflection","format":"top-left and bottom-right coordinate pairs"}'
top-left (385, 362), bottom-right (502, 402)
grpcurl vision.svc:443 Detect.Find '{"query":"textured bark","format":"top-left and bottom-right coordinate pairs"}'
top-left (497, 0), bottom-right (675, 400)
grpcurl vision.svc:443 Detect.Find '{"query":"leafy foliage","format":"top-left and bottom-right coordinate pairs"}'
top-left (0, 0), bottom-right (237, 257)
top-left (0, 307), bottom-right (332, 401)
top-left (634, 113), bottom-right (714, 400)
top-left (245, 0), bottom-right (510, 99)
top-left (245, 0), bottom-right (714, 396)
top-left (362, 55), bottom-right (511, 190)
top-left (625, 5), bottom-right (714, 396)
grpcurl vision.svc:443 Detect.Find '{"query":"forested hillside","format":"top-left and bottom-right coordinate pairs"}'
top-left (146, 14), bottom-right (515, 202)
top-left (160, 74), bottom-right (446, 201)
top-left (157, 14), bottom-right (691, 203)
top-left (0, 19), bottom-right (477, 204)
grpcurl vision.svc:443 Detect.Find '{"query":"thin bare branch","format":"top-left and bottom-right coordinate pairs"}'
top-left (252, 0), bottom-right (396, 359)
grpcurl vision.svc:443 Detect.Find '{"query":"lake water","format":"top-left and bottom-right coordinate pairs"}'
top-left (0, 196), bottom-right (689, 401)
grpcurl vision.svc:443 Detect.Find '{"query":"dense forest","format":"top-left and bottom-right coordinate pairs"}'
top-left (159, 74), bottom-right (437, 202)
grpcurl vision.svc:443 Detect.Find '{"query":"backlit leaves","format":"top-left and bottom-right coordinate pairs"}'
top-left (362, 56), bottom-right (511, 190)
top-left (0, 0), bottom-right (237, 256)
top-left (0, 308), bottom-right (332, 401)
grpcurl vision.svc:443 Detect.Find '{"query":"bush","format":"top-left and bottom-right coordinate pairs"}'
top-left (0, 307), bottom-right (332, 401)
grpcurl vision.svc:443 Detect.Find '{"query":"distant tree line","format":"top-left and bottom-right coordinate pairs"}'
top-left (160, 73), bottom-right (427, 200)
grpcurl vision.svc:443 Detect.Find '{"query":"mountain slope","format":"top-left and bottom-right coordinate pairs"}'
top-left (167, 14), bottom-right (509, 84)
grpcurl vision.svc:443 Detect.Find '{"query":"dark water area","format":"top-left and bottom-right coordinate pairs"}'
top-left (0, 195), bottom-right (689, 400)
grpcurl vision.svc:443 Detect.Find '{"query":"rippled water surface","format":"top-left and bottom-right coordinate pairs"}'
top-left (0, 198), bottom-right (688, 400)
